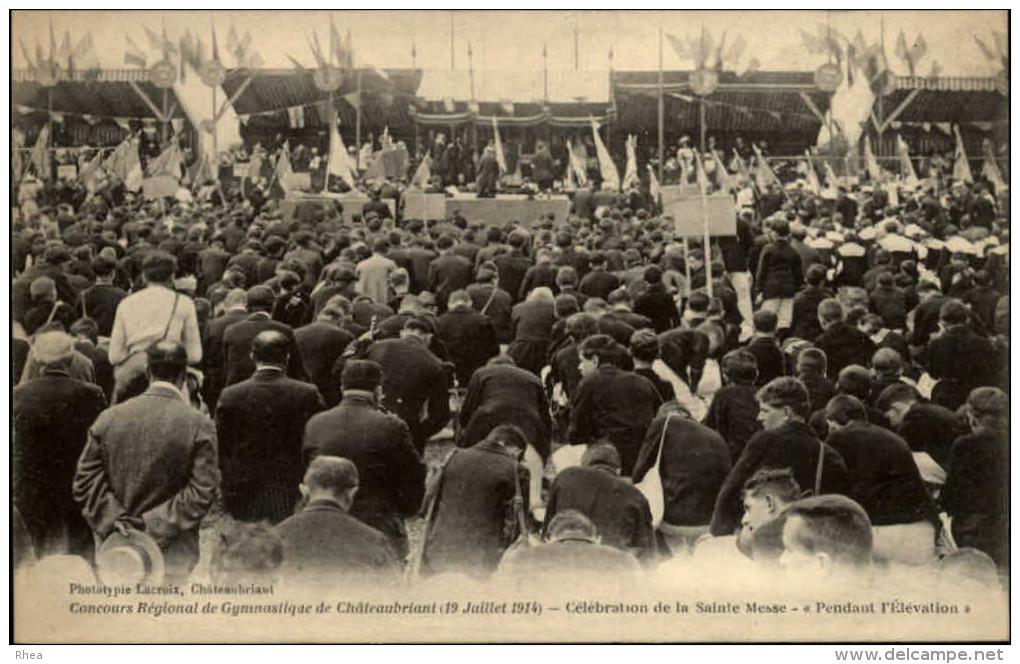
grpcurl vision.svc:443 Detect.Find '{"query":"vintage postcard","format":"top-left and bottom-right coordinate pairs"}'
top-left (11, 8), bottom-right (1009, 644)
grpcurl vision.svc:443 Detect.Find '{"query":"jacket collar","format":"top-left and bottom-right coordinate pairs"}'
top-left (474, 438), bottom-right (517, 459)
top-left (253, 366), bottom-right (284, 380)
top-left (146, 381), bottom-right (188, 402)
top-left (247, 311), bottom-right (272, 321)
top-left (303, 499), bottom-right (348, 515)
top-left (341, 390), bottom-right (376, 406)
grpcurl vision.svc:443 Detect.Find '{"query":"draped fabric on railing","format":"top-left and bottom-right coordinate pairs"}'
top-left (409, 107), bottom-right (616, 128)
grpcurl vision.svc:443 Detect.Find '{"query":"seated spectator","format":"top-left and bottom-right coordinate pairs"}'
top-left (795, 347), bottom-right (836, 414)
top-left (704, 349), bottom-right (760, 459)
top-left (823, 395), bottom-right (938, 566)
top-left (736, 468), bottom-right (803, 560)
top-left (634, 402), bottom-right (732, 557)
top-left (710, 377), bottom-right (848, 536)
top-left (497, 510), bottom-right (642, 592)
top-left (545, 443), bottom-right (656, 564)
top-left (275, 456), bottom-right (402, 588)
top-left (745, 310), bottom-right (784, 387)
top-left (630, 329), bottom-right (675, 403)
top-left (875, 382), bottom-right (963, 470)
top-left (777, 494), bottom-right (874, 582)
top-left (814, 299), bottom-right (877, 380)
top-left (942, 387), bottom-right (1008, 567)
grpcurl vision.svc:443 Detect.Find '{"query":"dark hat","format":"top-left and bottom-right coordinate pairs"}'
top-left (96, 528), bottom-right (165, 585)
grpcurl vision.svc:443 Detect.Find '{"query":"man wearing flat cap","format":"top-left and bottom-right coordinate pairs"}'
top-left (14, 330), bottom-right (107, 561)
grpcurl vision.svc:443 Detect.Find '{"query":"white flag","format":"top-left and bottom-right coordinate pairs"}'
top-left (492, 116), bottom-right (507, 174)
top-left (896, 135), bottom-right (919, 188)
top-left (621, 135), bottom-right (638, 190)
top-left (952, 126), bottom-right (973, 183)
top-left (591, 118), bottom-right (619, 191)
top-left (864, 134), bottom-right (882, 183)
top-left (327, 116), bottom-right (358, 190)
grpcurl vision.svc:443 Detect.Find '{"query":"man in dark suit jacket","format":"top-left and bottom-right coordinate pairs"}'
top-left (545, 443), bottom-right (655, 564)
top-left (216, 331), bottom-right (325, 525)
top-left (294, 306), bottom-right (356, 407)
top-left (823, 395), bottom-right (938, 565)
top-left (275, 456), bottom-right (401, 589)
top-left (436, 290), bottom-right (499, 387)
top-left (568, 335), bottom-right (662, 475)
top-left (303, 360), bottom-right (426, 560)
top-left (710, 377), bottom-right (848, 536)
top-left (518, 248), bottom-right (559, 301)
top-left (467, 264), bottom-right (515, 346)
top-left (14, 330), bottom-right (107, 561)
top-left (926, 300), bottom-right (999, 412)
top-left (493, 231), bottom-right (534, 304)
top-left (745, 310), bottom-right (785, 387)
top-left (427, 235), bottom-right (474, 312)
top-left (421, 425), bottom-right (530, 579)
top-left (364, 316), bottom-right (451, 453)
top-left (201, 288), bottom-right (250, 411)
top-left (789, 265), bottom-right (831, 341)
top-left (73, 342), bottom-right (219, 582)
top-left (814, 299), bottom-right (878, 380)
top-left (458, 355), bottom-right (552, 459)
top-left (222, 285), bottom-right (306, 387)
top-left (77, 254), bottom-right (126, 337)
top-left (579, 252), bottom-right (621, 301)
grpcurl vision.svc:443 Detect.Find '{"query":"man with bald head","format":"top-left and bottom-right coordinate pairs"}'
top-left (217, 330), bottom-right (325, 524)
top-left (74, 341), bottom-right (219, 582)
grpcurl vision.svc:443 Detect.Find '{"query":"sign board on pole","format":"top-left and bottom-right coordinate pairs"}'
top-left (660, 186), bottom-right (736, 238)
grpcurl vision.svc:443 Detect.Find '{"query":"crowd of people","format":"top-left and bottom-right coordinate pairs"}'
top-left (11, 137), bottom-right (1009, 597)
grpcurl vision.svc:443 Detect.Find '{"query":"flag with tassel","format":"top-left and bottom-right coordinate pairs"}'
top-left (146, 142), bottom-right (185, 179)
top-left (568, 138), bottom-right (588, 187)
top-left (647, 164), bottom-right (661, 205)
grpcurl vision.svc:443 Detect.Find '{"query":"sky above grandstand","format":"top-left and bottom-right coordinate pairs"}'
top-left (13, 10), bottom-right (1007, 79)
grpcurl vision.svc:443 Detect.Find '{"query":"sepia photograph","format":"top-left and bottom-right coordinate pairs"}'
top-left (9, 8), bottom-right (1011, 647)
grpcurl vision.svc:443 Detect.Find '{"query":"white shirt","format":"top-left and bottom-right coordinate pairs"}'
top-left (108, 285), bottom-right (202, 365)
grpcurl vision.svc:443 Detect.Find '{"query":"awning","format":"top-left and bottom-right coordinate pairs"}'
top-left (417, 68), bottom-right (611, 104)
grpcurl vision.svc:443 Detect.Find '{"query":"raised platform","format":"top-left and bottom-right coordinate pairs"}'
top-left (443, 195), bottom-right (572, 227)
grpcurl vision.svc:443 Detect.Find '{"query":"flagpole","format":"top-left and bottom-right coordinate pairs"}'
top-left (161, 88), bottom-right (169, 147)
top-left (47, 88), bottom-right (53, 181)
top-left (449, 11), bottom-right (455, 71)
top-left (657, 26), bottom-right (664, 183)
top-left (355, 68), bottom-right (363, 171)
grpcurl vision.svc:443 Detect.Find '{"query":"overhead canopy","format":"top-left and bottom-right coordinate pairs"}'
top-left (612, 70), bottom-right (831, 135)
top-left (417, 69), bottom-right (610, 104)
top-left (883, 75), bottom-right (1007, 124)
top-left (223, 67), bottom-right (423, 132)
top-left (12, 69), bottom-right (189, 120)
